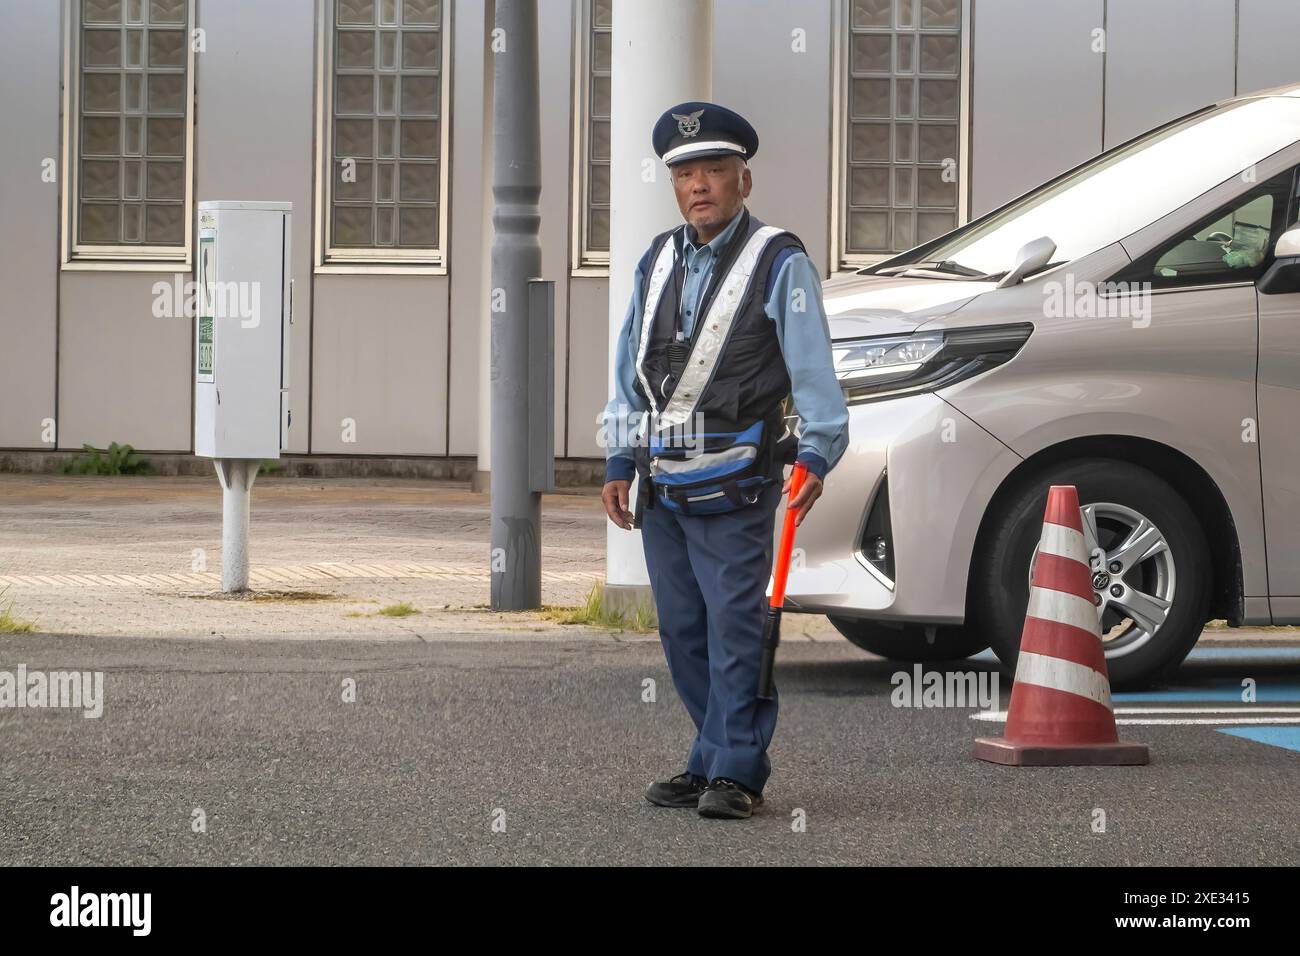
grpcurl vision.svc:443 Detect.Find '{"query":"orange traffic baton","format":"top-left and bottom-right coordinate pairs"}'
top-left (757, 462), bottom-right (808, 700)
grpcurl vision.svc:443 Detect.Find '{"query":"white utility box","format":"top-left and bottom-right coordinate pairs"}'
top-left (194, 200), bottom-right (292, 459)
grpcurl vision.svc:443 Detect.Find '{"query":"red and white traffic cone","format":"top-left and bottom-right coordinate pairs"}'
top-left (973, 484), bottom-right (1150, 766)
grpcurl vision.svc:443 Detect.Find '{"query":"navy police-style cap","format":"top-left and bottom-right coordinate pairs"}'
top-left (652, 101), bottom-right (759, 167)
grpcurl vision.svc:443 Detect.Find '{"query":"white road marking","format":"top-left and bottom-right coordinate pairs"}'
top-left (1113, 717), bottom-right (1300, 725)
top-left (1107, 706), bottom-right (1300, 714)
top-left (971, 706), bottom-right (1300, 726)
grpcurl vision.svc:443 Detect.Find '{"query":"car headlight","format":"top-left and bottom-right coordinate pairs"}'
top-left (833, 323), bottom-right (1034, 404)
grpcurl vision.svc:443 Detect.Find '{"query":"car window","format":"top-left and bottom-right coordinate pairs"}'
top-left (870, 96), bottom-right (1300, 278)
top-left (1114, 170), bottom-right (1295, 288)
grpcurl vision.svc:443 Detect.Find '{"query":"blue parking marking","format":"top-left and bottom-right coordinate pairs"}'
top-left (1217, 727), bottom-right (1300, 752)
top-left (972, 642), bottom-right (1300, 665)
top-left (974, 642), bottom-right (1300, 750)
top-left (1181, 646), bottom-right (1300, 661)
top-left (1113, 681), bottom-right (1300, 703)
top-left (974, 645), bottom-right (1300, 705)
top-left (972, 645), bottom-right (1300, 665)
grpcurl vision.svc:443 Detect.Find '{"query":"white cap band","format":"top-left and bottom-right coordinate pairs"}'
top-left (662, 140), bottom-right (747, 164)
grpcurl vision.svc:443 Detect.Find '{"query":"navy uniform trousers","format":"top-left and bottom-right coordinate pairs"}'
top-left (640, 469), bottom-right (783, 795)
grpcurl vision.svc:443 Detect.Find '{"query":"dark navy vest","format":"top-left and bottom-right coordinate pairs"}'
top-left (632, 209), bottom-right (805, 437)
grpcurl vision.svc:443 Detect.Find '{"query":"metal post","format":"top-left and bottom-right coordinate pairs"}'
top-left (214, 458), bottom-right (260, 593)
top-left (489, 0), bottom-right (543, 610)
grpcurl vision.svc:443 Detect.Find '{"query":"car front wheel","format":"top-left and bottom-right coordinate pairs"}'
top-left (970, 458), bottom-right (1211, 689)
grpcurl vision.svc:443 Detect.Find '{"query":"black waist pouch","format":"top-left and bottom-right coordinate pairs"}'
top-left (633, 406), bottom-right (797, 519)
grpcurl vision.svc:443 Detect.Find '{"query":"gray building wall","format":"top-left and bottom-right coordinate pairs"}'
top-left (715, 0), bottom-right (834, 272)
top-left (1238, 0), bottom-right (1300, 93)
top-left (3, 0), bottom-right (1299, 461)
top-left (196, 0), bottom-right (315, 454)
top-left (1102, 0), bottom-right (1236, 150)
top-left (57, 269), bottom-right (193, 450)
top-left (971, 0), bottom-right (1300, 217)
top-left (311, 274), bottom-right (448, 454)
top-left (970, 0), bottom-right (1106, 216)
top-left (0, 0), bottom-right (60, 450)
top-left (538, 0), bottom-right (577, 458)
top-left (446, 0), bottom-right (491, 457)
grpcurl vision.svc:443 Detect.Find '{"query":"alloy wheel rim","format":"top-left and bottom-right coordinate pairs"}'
top-left (1027, 501), bottom-right (1176, 658)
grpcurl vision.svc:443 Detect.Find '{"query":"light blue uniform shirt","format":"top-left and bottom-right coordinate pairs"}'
top-left (603, 206), bottom-right (849, 484)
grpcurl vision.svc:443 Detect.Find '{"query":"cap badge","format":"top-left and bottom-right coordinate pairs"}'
top-left (673, 109), bottom-right (704, 139)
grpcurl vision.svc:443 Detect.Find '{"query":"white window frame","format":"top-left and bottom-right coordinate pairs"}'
top-left (569, 0), bottom-right (609, 275)
top-left (829, 0), bottom-right (973, 273)
top-left (60, 0), bottom-right (197, 271)
top-left (313, 0), bottom-right (453, 275)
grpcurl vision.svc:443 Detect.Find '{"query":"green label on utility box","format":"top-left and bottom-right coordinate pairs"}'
top-left (197, 235), bottom-right (215, 383)
top-left (198, 315), bottom-right (214, 380)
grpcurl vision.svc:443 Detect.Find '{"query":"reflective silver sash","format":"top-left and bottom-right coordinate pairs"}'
top-left (634, 224), bottom-right (784, 430)
top-left (633, 238), bottom-right (678, 418)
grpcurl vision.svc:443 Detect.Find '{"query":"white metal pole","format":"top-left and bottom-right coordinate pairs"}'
top-left (605, 0), bottom-right (713, 593)
top-left (474, 1), bottom-right (496, 491)
top-left (215, 459), bottom-right (260, 593)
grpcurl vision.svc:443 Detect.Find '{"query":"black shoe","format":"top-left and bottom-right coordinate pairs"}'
top-left (697, 778), bottom-right (764, 819)
top-left (645, 771), bottom-right (709, 808)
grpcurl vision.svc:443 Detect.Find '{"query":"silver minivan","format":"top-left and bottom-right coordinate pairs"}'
top-left (789, 83), bottom-right (1300, 688)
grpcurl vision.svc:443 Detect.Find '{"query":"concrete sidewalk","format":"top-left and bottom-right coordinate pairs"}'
top-left (0, 474), bottom-right (841, 642)
top-left (1, 474), bottom-right (1291, 647)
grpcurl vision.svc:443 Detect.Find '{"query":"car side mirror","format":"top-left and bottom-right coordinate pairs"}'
top-left (996, 236), bottom-right (1058, 289)
top-left (1275, 227), bottom-right (1300, 258)
top-left (1258, 226), bottom-right (1300, 295)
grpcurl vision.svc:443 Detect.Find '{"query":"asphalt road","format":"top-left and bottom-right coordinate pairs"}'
top-left (1, 634), bottom-right (1297, 866)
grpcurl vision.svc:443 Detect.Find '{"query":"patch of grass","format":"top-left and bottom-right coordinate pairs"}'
top-left (61, 442), bottom-right (152, 475)
top-left (542, 585), bottom-right (657, 632)
top-left (345, 601), bottom-right (419, 619)
top-left (0, 588), bottom-right (36, 633)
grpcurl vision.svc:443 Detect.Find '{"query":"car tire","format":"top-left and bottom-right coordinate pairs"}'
top-left (970, 458), bottom-right (1211, 690)
top-left (828, 617), bottom-right (990, 661)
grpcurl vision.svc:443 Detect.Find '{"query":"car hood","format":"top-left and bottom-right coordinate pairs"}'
top-left (822, 273), bottom-right (997, 340)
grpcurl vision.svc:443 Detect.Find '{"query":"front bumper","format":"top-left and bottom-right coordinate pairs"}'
top-left (780, 393), bottom-right (1022, 623)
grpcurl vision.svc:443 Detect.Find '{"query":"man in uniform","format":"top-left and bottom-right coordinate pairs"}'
top-left (600, 102), bottom-right (849, 820)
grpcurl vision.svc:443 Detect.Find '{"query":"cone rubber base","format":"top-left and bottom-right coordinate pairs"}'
top-left (972, 736), bottom-right (1150, 766)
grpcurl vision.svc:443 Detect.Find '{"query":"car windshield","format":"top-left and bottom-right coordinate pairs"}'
top-left (890, 96), bottom-right (1300, 278)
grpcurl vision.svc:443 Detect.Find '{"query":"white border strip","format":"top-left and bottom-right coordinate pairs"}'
top-left (1037, 523), bottom-right (1088, 563)
top-left (658, 225), bottom-right (782, 427)
top-left (1013, 650), bottom-right (1112, 709)
top-left (632, 236), bottom-right (679, 417)
top-left (1026, 586), bottom-right (1101, 635)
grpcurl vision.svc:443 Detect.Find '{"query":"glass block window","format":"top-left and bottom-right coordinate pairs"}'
top-left (843, 0), bottom-right (962, 260)
top-left (327, 0), bottom-right (446, 259)
top-left (579, 0), bottom-right (612, 262)
top-left (74, 0), bottom-right (191, 253)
